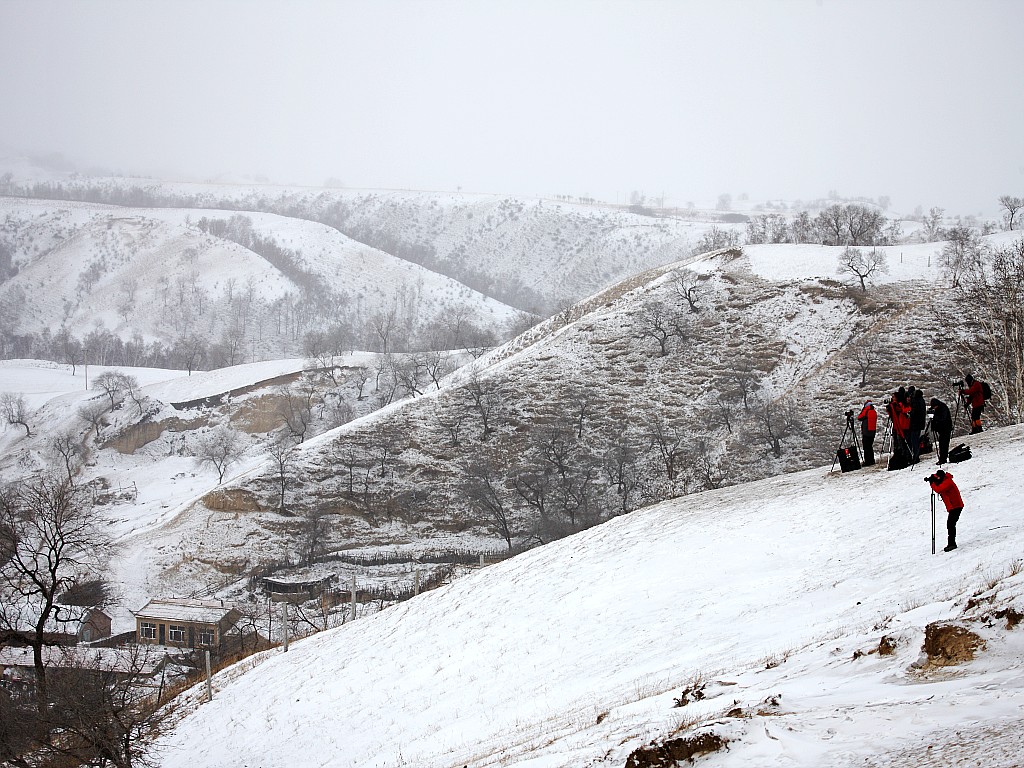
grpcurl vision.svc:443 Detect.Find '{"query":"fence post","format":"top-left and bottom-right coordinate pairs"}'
top-left (480, 553), bottom-right (485, 567)
top-left (414, 568), bottom-right (420, 596)
top-left (205, 650), bottom-right (212, 702)
top-left (350, 574), bottom-right (357, 621)
top-left (281, 602), bottom-right (289, 652)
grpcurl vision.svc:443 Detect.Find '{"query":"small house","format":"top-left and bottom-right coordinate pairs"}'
top-left (0, 645), bottom-right (166, 695)
top-left (77, 608), bottom-right (113, 643)
top-left (134, 598), bottom-right (240, 650)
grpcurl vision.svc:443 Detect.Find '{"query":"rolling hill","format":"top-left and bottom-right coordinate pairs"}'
top-left (149, 424), bottom-right (1024, 768)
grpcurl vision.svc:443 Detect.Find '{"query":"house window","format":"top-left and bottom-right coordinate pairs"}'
top-left (168, 625), bottom-right (186, 643)
top-left (141, 622), bottom-right (156, 639)
top-left (197, 629), bottom-right (215, 646)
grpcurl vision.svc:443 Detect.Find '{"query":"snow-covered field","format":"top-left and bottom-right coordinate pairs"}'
top-left (150, 425), bottom-right (1024, 768)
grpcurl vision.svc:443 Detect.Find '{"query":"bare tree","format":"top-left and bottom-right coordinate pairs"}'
top-left (77, 398), bottom-right (108, 434)
top-left (671, 268), bottom-right (705, 313)
top-left (953, 238), bottom-right (1024, 424)
top-left (266, 433), bottom-right (298, 511)
top-left (922, 206), bottom-right (945, 241)
top-left (939, 224), bottom-right (982, 288)
top-left (837, 246), bottom-right (889, 292)
top-left (646, 416), bottom-right (687, 484)
top-left (434, 400), bottom-right (469, 447)
top-left (462, 373), bottom-right (501, 439)
top-left (601, 437), bottom-right (643, 515)
top-left (637, 302), bottom-right (689, 357)
top-left (92, 370), bottom-right (134, 411)
top-left (277, 387), bottom-right (315, 444)
top-left (0, 391), bottom-right (31, 435)
top-left (193, 425), bottom-right (244, 483)
top-left (298, 506), bottom-right (330, 565)
top-left (720, 356), bottom-right (761, 411)
top-left (422, 350), bottom-right (453, 390)
top-left (752, 398), bottom-right (804, 458)
top-left (464, 451), bottom-right (518, 550)
top-left (693, 226), bottom-right (740, 254)
top-left (848, 335), bottom-right (879, 387)
top-left (998, 195), bottom-right (1023, 231)
top-left (48, 430), bottom-right (87, 483)
top-left (688, 437), bottom-right (726, 490)
top-left (0, 475), bottom-right (106, 710)
top-left (34, 645), bottom-right (170, 768)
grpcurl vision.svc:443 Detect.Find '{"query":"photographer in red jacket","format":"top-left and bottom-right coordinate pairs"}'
top-left (961, 374), bottom-right (985, 434)
top-left (926, 469), bottom-right (964, 552)
top-left (857, 399), bottom-right (877, 466)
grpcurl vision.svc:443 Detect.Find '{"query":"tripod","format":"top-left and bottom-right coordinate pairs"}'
top-left (951, 383), bottom-right (971, 435)
top-left (930, 491), bottom-right (937, 555)
top-left (830, 413), bottom-right (862, 472)
top-left (880, 415), bottom-right (893, 457)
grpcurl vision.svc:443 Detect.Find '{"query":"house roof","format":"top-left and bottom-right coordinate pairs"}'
top-left (0, 645), bottom-right (166, 676)
top-left (134, 598), bottom-right (238, 625)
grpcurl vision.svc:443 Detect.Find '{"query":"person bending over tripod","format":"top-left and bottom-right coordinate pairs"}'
top-left (929, 397), bottom-right (953, 464)
top-left (926, 469), bottom-right (964, 552)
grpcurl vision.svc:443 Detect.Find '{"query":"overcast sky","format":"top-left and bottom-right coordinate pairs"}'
top-left (1, 0), bottom-right (1021, 215)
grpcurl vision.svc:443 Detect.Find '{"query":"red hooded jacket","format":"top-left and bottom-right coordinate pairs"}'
top-left (964, 380), bottom-right (985, 408)
top-left (929, 472), bottom-right (964, 511)
top-left (857, 403), bottom-right (877, 431)
top-left (888, 399), bottom-right (910, 436)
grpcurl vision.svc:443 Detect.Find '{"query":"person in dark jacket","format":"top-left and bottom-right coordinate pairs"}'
top-left (927, 469), bottom-right (964, 551)
top-left (909, 389), bottom-right (927, 464)
top-left (857, 399), bottom-right (877, 466)
top-left (961, 374), bottom-right (985, 434)
top-left (929, 397), bottom-right (953, 465)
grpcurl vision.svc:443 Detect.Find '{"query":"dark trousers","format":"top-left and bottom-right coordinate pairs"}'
top-left (862, 428), bottom-right (875, 465)
top-left (894, 431), bottom-right (910, 459)
top-left (908, 429), bottom-right (921, 463)
top-left (936, 429), bottom-right (952, 464)
top-left (947, 507), bottom-right (962, 547)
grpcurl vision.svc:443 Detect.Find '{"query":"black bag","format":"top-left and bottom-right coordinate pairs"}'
top-left (949, 443), bottom-right (972, 463)
top-left (887, 451), bottom-right (910, 471)
top-left (836, 446), bottom-right (861, 473)
top-left (981, 381), bottom-right (992, 400)
top-left (919, 431), bottom-right (933, 454)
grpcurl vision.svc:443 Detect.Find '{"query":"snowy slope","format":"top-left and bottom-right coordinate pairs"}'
top-left (152, 426), bottom-right (1024, 768)
top-left (0, 196), bottom-right (519, 349)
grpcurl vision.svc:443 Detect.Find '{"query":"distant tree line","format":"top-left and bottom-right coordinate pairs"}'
top-left (745, 203), bottom-right (902, 246)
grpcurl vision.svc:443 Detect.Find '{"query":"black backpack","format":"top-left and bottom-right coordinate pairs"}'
top-left (981, 381), bottom-right (992, 400)
top-left (949, 443), bottom-right (972, 463)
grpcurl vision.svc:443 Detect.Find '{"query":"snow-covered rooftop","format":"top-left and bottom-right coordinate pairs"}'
top-left (134, 598), bottom-right (237, 625)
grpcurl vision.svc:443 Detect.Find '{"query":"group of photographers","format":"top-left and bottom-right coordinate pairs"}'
top-left (856, 383), bottom-right (976, 468)
top-left (849, 375), bottom-right (986, 553)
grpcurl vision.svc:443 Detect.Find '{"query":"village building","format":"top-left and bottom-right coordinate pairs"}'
top-left (77, 608), bottom-right (113, 643)
top-left (134, 598), bottom-right (240, 650)
top-left (0, 645), bottom-right (167, 696)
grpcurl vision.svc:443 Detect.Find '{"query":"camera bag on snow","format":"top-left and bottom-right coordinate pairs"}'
top-left (887, 452), bottom-right (911, 472)
top-left (948, 443), bottom-right (972, 463)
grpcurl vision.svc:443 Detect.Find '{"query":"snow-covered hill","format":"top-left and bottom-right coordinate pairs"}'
top-left (151, 425), bottom-right (1024, 768)
top-left (0, 196), bottom-right (519, 359)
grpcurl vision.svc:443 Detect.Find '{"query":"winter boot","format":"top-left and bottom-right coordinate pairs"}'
top-left (943, 541), bottom-right (958, 552)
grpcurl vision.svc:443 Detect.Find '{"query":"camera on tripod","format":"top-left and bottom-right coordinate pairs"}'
top-left (844, 409), bottom-right (854, 419)
top-left (924, 470), bottom-right (946, 484)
